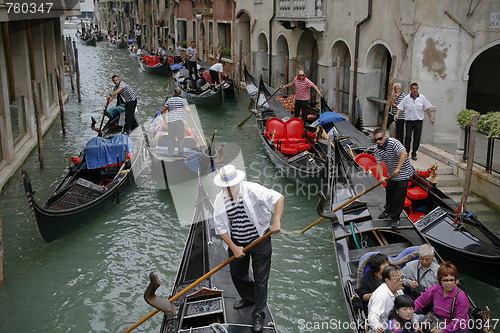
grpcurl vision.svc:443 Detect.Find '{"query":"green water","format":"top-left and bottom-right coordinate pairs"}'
top-left (0, 33), bottom-right (499, 332)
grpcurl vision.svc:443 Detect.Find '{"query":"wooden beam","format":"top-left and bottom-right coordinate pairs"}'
top-left (32, 80), bottom-right (45, 168)
top-left (445, 10), bottom-right (476, 38)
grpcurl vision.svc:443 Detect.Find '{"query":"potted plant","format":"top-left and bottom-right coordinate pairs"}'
top-left (477, 111), bottom-right (500, 138)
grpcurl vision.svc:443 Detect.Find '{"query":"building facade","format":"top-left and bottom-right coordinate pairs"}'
top-left (236, 0), bottom-right (500, 143)
top-left (0, 1), bottom-right (79, 190)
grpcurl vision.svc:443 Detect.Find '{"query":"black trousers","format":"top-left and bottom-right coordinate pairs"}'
top-left (387, 114), bottom-right (405, 144)
top-left (293, 99), bottom-right (309, 124)
top-left (174, 56), bottom-right (182, 64)
top-left (384, 179), bottom-right (409, 219)
top-left (228, 235), bottom-right (272, 317)
top-left (188, 60), bottom-right (198, 79)
top-left (209, 70), bottom-right (220, 84)
top-left (124, 99), bottom-right (138, 133)
top-left (404, 120), bottom-right (423, 155)
top-left (136, 35), bottom-right (142, 48)
top-left (167, 120), bottom-right (184, 156)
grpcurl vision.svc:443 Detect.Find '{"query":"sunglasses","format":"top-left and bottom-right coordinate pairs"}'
top-left (441, 278), bottom-right (456, 283)
top-left (298, 74), bottom-right (305, 77)
top-left (373, 137), bottom-right (384, 142)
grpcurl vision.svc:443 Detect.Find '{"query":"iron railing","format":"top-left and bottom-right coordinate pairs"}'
top-left (463, 126), bottom-right (499, 174)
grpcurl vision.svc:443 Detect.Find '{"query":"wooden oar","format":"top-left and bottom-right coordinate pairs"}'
top-left (236, 87), bottom-right (281, 128)
top-left (123, 229), bottom-right (276, 333)
top-left (188, 111), bottom-right (207, 148)
top-left (99, 102), bottom-right (109, 131)
top-left (162, 68), bottom-right (182, 89)
top-left (299, 174), bottom-right (396, 233)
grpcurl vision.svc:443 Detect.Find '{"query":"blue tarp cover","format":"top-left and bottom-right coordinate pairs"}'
top-left (170, 63), bottom-right (185, 71)
top-left (318, 111), bottom-right (347, 126)
top-left (84, 134), bottom-right (135, 169)
top-left (105, 104), bottom-right (125, 118)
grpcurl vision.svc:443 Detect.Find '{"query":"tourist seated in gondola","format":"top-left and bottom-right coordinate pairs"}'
top-left (384, 295), bottom-right (418, 333)
top-left (368, 265), bottom-right (406, 333)
top-left (359, 253), bottom-right (390, 310)
top-left (401, 244), bottom-right (439, 301)
top-left (414, 262), bottom-right (470, 333)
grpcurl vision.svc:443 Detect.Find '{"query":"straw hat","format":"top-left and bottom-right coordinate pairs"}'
top-left (213, 165), bottom-right (246, 187)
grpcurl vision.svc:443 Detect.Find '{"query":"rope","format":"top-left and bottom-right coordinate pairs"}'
top-left (452, 203), bottom-right (464, 227)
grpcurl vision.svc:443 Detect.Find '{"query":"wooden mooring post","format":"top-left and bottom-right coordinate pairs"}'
top-left (65, 37), bottom-right (74, 90)
top-left (461, 115), bottom-right (479, 209)
top-left (0, 200), bottom-right (4, 284)
top-left (382, 56), bottom-right (396, 130)
top-left (31, 80), bottom-right (45, 168)
top-left (55, 68), bottom-right (66, 135)
top-left (73, 40), bottom-right (81, 102)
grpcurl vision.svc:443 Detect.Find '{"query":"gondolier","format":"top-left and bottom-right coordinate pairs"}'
top-left (107, 75), bottom-right (138, 135)
top-left (213, 165), bottom-right (284, 332)
top-left (161, 87), bottom-right (191, 156)
top-left (280, 70), bottom-right (322, 124)
top-left (209, 62), bottom-right (224, 84)
top-left (186, 41), bottom-right (198, 79)
top-left (373, 127), bottom-right (413, 229)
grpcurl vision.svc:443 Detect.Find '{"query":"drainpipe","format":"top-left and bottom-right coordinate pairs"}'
top-left (351, 0), bottom-right (372, 125)
top-left (268, 0), bottom-right (276, 86)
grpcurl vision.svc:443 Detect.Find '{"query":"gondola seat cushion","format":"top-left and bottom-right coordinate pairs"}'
top-left (406, 186), bottom-right (428, 201)
top-left (149, 56), bottom-right (160, 66)
top-left (203, 71), bottom-right (212, 84)
top-left (355, 153), bottom-right (388, 181)
top-left (265, 118), bottom-right (311, 155)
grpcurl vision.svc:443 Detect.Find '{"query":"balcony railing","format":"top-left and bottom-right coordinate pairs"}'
top-left (276, 0), bottom-right (325, 31)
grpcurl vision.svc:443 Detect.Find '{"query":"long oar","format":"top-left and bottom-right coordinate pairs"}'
top-left (299, 174), bottom-right (396, 233)
top-left (237, 87), bottom-right (281, 128)
top-left (123, 229), bottom-right (276, 333)
top-left (188, 111), bottom-right (207, 148)
top-left (99, 102), bottom-right (109, 131)
top-left (162, 68), bottom-right (182, 89)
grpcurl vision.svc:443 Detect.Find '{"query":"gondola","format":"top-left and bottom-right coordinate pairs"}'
top-left (21, 108), bottom-right (144, 242)
top-left (138, 54), bottom-right (170, 74)
top-left (316, 138), bottom-right (493, 333)
top-left (322, 111), bottom-right (500, 288)
top-left (245, 70), bottom-right (328, 188)
top-left (174, 68), bottom-right (224, 107)
top-left (144, 179), bottom-right (278, 332)
top-left (109, 39), bottom-right (127, 49)
top-left (76, 31), bottom-right (97, 46)
top-left (144, 105), bottom-right (219, 188)
top-left (353, 151), bottom-right (500, 288)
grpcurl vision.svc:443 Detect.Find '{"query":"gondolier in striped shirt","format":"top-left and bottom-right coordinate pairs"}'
top-left (280, 70), bottom-right (322, 124)
top-left (373, 127), bottom-right (413, 229)
top-left (213, 165), bottom-right (284, 332)
top-left (161, 87), bottom-right (191, 156)
top-left (107, 75), bottom-right (138, 135)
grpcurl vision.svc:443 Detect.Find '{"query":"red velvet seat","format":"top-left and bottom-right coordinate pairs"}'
top-left (355, 153), bottom-right (388, 181)
top-left (203, 71), bottom-right (212, 84)
top-left (406, 186), bottom-right (428, 201)
top-left (265, 117), bottom-right (311, 156)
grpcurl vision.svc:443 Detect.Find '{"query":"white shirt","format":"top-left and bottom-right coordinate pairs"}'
top-left (397, 93), bottom-right (432, 121)
top-left (158, 47), bottom-right (166, 57)
top-left (367, 283), bottom-right (404, 332)
top-left (209, 63), bottom-right (223, 73)
top-left (175, 45), bottom-right (181, 56)
top-left (187, 46), bottom-right (197, 61)
top-left (213, 181), bottom-right (283, 250)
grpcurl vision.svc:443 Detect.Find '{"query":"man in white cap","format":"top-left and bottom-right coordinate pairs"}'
top-left (213, 165), bottom-right (284, 333)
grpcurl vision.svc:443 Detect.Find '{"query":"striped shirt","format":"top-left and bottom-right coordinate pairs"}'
top-left (225, 194), bottom-right (259, 244)
top-left (390, 92), bottom-right (406, 117)
top-left (292, 76), bottom-right (314, 101)
top-left (164, 95), bottom-right (188, 122)
top-left (114, 81), bottom-right (137, 102)
top-left (374, 137), bottom-right (413, 181)
top-left (397, 93), bottom-right (432, 121)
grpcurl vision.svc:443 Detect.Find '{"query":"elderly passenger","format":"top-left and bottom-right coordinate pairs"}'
top-left (401, 244), bottom-right (439, 300)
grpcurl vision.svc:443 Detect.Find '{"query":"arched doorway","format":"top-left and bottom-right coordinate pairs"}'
top-left (297, 30), bottom-right (319, 102)
top-left (363, 43), bottom-right (391, 126)
top-left (257, 32), bottom-right (269, 82)
top-left (466, 43), bottom-right (500, 113)
top-left (236, 11), bottom-right (251, 82)
top-left (329, 40), bottom-right (351, 114)
top-left (275, 35), bottom-right (289, 87)
top-left (200, 23), bottom-right (206, 61)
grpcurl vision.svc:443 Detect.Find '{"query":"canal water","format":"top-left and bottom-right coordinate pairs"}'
top-left (0, 32), bottom-right (499, 332)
